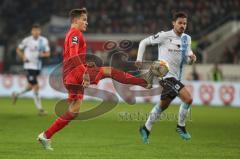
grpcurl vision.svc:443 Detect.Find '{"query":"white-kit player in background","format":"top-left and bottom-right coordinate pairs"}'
top-left (12, 24), bottom-right (50, 116)
top-left (135, 12), bottom-right (197, 143)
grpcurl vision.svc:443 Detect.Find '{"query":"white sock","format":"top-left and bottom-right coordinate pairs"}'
top-left (178, 103), bottom-right (190, 127)
top-left (145, 103), bottom-right (162, 131)
top-left (33, 92), bottom-right (43, 110)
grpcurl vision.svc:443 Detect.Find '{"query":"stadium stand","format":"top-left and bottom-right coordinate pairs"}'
top-left (0, 0), bottom-right (239, 73)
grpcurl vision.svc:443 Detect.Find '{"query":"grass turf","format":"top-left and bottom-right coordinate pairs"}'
top-left (0, 97), bottom-right (239, 159)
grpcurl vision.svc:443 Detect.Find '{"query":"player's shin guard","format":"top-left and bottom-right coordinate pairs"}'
top-left (109, 68), bottom-right (148, 88)
top-left (178, 103), bottom-right (190, 127)
top-left (176, 103), bottom-right (191, 140)
top-left (44, 111), bottom-right (78, 139)
top-left (145, 103), bottom-right (162, 131)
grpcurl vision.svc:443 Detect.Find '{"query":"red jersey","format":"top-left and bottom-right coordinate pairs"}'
top-left (63, 27), bottom-right (87, 81)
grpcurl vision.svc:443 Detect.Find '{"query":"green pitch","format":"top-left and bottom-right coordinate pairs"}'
top-left (0, 97), bottom-right (239, 159)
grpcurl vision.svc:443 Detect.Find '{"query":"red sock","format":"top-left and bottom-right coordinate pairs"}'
top-left (44, 111), bottom-right (77, 139)
top-left (110, 68), bottom-right (147, 88)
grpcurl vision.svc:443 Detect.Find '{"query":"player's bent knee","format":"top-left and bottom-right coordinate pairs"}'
top-left (160, 102), bottom-right (170, 111)
top-left (186, 97), bottom-right (193, 105)
top-left (33, 84), bottom-right (39, 91)
top-left (69, 100), bottom-right (81, 113)
top-left (28, 84), bottom-right (34, 89)
top-left (69, 106), bottom-right (80, 113)
top-left (161, 105), bottom-right (169, 111)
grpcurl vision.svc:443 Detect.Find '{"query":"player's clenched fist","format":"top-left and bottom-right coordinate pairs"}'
top-left (188, 54), bottom-right (197, 64)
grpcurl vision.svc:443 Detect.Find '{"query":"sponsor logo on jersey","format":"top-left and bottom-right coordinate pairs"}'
top-left (168, 49), bottom-right (181, 53)
top-left (153, 33), bottom-right (159, 39)
top-left (72, 36), bottom-right (79, 44)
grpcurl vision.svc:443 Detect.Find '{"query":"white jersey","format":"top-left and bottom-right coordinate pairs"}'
top-left (18, 36), bottom-right (50, 70)
top-left (137, 29), bottom-right (193, 80)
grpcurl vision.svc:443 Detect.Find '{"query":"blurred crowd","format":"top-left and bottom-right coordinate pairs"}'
top-left (85, 0), bottom-right (239, 37)
top-left (0, 0), bottom-right (239, 40)
top-left (220, 35), bottom-right (240, 64)
top-left (0, 0), bottom-right (239, 72)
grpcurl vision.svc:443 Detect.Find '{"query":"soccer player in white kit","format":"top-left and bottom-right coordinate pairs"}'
top-left (136, 12), bottom-right (196, 143)
top-left (12, 24), bottom-right (50, 116)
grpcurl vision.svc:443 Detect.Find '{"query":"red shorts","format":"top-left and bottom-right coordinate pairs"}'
top-left (64, 66), bottom-right (104, 101)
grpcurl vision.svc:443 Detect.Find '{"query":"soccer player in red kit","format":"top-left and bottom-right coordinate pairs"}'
top-left (37, 8), bottom-right (156, 150)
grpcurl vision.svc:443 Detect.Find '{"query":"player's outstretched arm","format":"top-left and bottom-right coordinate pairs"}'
top-left (136, 32), bottom-right (165, 67)
top-left (135, 38), bottom-right (151, 68)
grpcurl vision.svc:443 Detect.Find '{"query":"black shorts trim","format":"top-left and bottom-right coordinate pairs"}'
top-left (159, 77), bottom-right (184, 100)
top-left (25, 69), bottom-right (40, 85)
